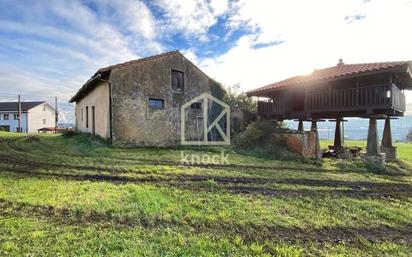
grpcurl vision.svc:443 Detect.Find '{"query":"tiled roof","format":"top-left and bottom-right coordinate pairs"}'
top-left (0, 101), bottom-right (45, 112)
top-left (70, 51), bottom-right (180, 102)
top-left (247, 60), bottom-right (412, 96)
top-left (97, 50), bottom-right (180, 73)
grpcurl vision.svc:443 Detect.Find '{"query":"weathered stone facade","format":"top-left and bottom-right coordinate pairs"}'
top-left (71, 51), bottom-right (222, 147)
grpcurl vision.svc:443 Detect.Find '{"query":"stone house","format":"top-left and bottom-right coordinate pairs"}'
top-left (70, 51), bottom-right (223, 146)
top-left (0, 101), bottom-right (55, 133)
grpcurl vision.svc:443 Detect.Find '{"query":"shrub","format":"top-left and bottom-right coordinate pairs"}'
top-left (233, 119), bottom-right (301, 160)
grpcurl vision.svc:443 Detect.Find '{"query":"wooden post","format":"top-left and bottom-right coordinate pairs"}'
top-left (366, 117), bottom-right (379, 156)
top-left (334, 119), bottom-right (342, 148)
top-left (18, 94), bottom-right (21, 133)
top-left (55, 97), bottom-right (58, 133)
top-left (311, 119), bottom-right (321, 158)
top-left (342, 119), bottom-right (345, 146)
top-left (381, 117), bottom-right (392, 148)
top-left (298, 120), bottom-right (304, 131)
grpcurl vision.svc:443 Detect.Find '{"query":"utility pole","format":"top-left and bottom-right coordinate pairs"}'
top-left (18, 94), bottom-right (22, 133)
top-left (55, 96), bottom-right (58, 133)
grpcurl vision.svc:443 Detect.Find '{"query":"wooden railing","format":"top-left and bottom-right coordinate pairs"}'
top-left (307, 83), bottom-right (405, 112)
top-left (257, 97), bottom-right (285, 116)
top-left (391, 84), bottom-right (406, 111)
top-left (257, 83), bottom-right (406, 117)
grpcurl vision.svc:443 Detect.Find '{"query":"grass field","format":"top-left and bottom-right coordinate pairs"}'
top-left (0, 132), bottom-right (411, 256)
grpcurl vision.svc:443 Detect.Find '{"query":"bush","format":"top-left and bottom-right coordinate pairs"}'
top-left (233, 119), bottom-right (301, 160)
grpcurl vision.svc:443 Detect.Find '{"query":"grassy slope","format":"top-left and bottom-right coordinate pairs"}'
top-left (0, 133), bottom-right (411, 256)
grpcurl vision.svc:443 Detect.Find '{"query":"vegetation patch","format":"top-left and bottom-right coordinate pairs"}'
top-left (233, 119), bottom-right (302, 160)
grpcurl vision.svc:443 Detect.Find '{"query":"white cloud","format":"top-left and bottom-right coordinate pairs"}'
top-left (92, 0), bottom-right (157, 40)
top-left (195, 0), bottom-right (412, 103)
top-left (153, 0), bottom-right (229, 41)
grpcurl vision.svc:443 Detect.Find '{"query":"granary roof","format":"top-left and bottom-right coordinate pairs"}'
top-left (247, 60), bottom-right (412, 96)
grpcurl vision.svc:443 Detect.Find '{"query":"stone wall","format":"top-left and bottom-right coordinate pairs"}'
top-left (110, 52), bottom-right (219, 146)
top-left (273, 131), bottom-right (320, 159)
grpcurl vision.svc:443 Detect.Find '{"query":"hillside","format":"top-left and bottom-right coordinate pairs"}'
top-left (0, 133), bottom-right (411, 256)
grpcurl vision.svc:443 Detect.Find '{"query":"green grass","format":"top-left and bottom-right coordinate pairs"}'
top-left (0, 132), bottom-right (411, 256)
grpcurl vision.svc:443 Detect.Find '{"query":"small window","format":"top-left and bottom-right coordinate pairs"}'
top-left (191, 102), bottom-right (202, 110)
top-left (81, 108), bottom-right (84, 121)
top-left (43, 119), bottom-right (46, 125)
top-left (4, 114), bottom-right (9, 120)
top-left (148, 98), bottom-right (164, 109)
top-left (171, 70), bottom-right (184, 91)
top-left (14, 114), bottom-right (18, 120)
top-left (43, 105), bottom-right (46, 111)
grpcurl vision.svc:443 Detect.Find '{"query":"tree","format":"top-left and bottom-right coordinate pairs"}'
top-left (224, 84), bottom-right (256, 112)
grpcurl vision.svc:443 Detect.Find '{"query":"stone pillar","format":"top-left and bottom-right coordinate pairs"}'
top-left (366, 117), bottom-right (379, 156)
top-left (298, 120), bottom-right (304, 131)
top-left (334, 119), bottom-right (342, 148)
top-left (311, 120), bottom-right (321, 159)
top-left (381, 117), bottom-right (397, 160)
top-left (363, 117), bottom-right (385, 164)
top-left (381, 117), bottom-right (392, 147)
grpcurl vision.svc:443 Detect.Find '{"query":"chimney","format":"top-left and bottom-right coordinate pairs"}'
top-left (337, 58), bottom-right (344, 66)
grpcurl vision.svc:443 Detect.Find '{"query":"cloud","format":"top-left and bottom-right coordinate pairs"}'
top-left (192, 0), bottom-right (412, 103)
top-left (152, 0), bottom-right (229, 41)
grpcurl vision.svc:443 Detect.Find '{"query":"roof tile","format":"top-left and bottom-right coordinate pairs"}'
top-left (247, 61), bottom-right (411, 95)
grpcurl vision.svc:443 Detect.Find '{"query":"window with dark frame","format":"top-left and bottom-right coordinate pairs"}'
top-left (4, 114), bottom-right (9, 120)
top-left (14, 114), bottom-right (18, 120)
top-left (148, 98), bottom-right (164, 109)
top-left (171, 70), bottom-right (184, 91)
top-left (191, 102), bottom-right (202, 110)
top-left (81, 108), bottom-right (83, 121)
top-left (86, 106), bottom-right (89, 128)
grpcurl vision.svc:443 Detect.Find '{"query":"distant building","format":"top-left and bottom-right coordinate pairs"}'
top-left (70, 51), bottom-right (224, 146)
top-left (0, 101), bottom-right (55, 132)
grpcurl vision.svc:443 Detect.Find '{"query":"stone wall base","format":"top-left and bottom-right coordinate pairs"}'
top-left (361, 153), bottom-right (386, 165)
top-left (380, 146), bottom-right (397, 161)
top-left (273, 131), bottom-right (320, 159)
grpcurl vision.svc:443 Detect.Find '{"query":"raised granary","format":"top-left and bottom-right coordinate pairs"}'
top-left (247, 60), bottom-right (412, 162)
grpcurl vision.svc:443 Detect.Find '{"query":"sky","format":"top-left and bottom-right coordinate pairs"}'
top-left (0, 0), bottom-right (412, 122)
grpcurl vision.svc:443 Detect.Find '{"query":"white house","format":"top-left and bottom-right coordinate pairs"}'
top-left (0, 102), bottom-right (55, 133)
